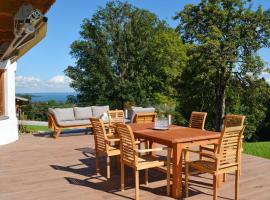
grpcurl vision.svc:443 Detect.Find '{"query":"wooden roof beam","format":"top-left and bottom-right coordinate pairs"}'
top-left (0, 12), bottom-right (12, 17)
top-left (0, 32), bottom-right (14, 42)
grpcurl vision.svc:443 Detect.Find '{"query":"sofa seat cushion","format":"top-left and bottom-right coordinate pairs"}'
top-left (54, 108), bottom-right (75, 121)
top-left (58, 119), bottom-right (91, 127)
top-left (74, 107), bottom-right (92, 120)
top-left (92, 105), bottom-right (109, 118)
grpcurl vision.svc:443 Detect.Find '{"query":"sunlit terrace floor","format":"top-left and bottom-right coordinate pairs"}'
top-left (1, 132), bottom-right (270, 200)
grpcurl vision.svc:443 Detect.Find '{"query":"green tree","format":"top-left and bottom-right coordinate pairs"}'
top-left (65, 1), bottom-right (186, 108)
top-left (175, 0), bottom-right (270, 131)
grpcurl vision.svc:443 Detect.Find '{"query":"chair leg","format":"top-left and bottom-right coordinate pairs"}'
top-left (213, 175), bottom-right (218, 200)
top-left (184, 150), bottom-right (190, 198)
top-left (239, 153), bottom-right (242, 176)
top-left (235, 170), bottom-right (240, 200)
top-left (96, 152), bottom-right (100, 175)
top-left (166, 148), bottom-right (171, 196)
top-left (223, 173), bottom-right (227, 182)
top-left (135, 169), bottom-right (139, 200)
top-left (145, 140), bottom-right (149, 149)
top-left (107, 156), bottom-right (110, 179)
top-left (121, 162), bottom-right (125, 191)
top-left (199, 145), bottom-right (202, 159)
top-left (145, 169), bottom-right (148, 185)
top-left (54, 129), bottom-right (61, 139)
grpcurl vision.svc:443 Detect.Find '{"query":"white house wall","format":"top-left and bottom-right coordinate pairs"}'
top-left (0, 61), bottom-right (18, 145)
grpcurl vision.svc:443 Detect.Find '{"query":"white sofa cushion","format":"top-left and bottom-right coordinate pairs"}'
top-left (54, 108), bottom-right (75, 121)
top-left (92, 105), bottom-right (109, 118)
top-left (58, 119), bottom-right (91, 127)
top-left (74, 107), bottom-right (92, 120)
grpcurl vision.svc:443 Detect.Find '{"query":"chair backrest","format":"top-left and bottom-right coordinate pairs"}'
top-left (133, 112), bottom-right (157, 124)
top-left (116, 123), bottom-right (136, 165)
top-left (108, 110), bottom-right (125, 125)
top-left (90, 118), bottom-right (108, 153)
top-left (189, 111), bottom-right (207, 130)
top-left (224, 114), bottom-right (245, 128)
top-left (217, 126), bottom-right (245, 170)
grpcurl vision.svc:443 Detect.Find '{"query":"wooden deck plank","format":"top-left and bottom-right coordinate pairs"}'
top-left (0, 134), bottom-right (270, 200)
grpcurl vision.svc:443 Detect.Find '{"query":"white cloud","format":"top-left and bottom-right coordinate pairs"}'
top-left (261, 71), bottom-right (270, 84)
top-left (16, 75), bottom-right (74, 93)
top-left (48, 75), bottom-right (71, 84)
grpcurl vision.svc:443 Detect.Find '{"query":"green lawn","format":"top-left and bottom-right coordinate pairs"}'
top-left (243, 142), bottom-right (270, 159)
top-left (22, 125), bottom-right (50, 133)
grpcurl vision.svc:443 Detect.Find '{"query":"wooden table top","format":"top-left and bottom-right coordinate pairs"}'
top-left (130, 123), bottom-right (220, 146)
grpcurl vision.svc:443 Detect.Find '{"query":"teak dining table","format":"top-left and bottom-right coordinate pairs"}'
top-left (129, 123), bottom-right (220, 199)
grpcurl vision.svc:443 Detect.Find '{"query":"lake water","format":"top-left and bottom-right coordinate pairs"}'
top-left (16, 92), bottom-right (76, 103)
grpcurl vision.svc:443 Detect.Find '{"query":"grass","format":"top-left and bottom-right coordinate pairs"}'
top-left (22, 125), bottom-right (50, 133)
top-left (243, 141), bottom-right (270, 159)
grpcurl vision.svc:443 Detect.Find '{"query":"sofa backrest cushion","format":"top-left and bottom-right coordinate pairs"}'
top-left (74, 107), bottom-right (92, 120)
top-left (127, 106), bottom-right (143, 119)
top-left (92, 105), bottom-right (110, 118)
top-left (130, 107), bottom-right (155, 123)
top-left (48, 108), bottom-right (61, 124)
top-left (54, 108), bottom-right (75, 121)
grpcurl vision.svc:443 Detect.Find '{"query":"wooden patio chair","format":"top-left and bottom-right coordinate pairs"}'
top-left (116, 123), bottom-right (171, 200)
top-left (133, 112), bottom-right (157, 124)
top-left (90, 117), bottom-right (120, 179)
top-left (200, 114), bottom-right (245, 152)
top-left (133, 112), bottom-right (157, 150)
top-left (108, 109), bottom-right (125, 125)
top-left (107, 110), bottom-right (125, 135)
top-left (200, 115), bottom-right (246, 176)
top-left (189, 111), bottom-right (207, 129)
top-left (184, 125), bottom-right (245, 200)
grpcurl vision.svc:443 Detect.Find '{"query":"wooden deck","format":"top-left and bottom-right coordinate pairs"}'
top-left (1, 132), bottom-right (270, 200)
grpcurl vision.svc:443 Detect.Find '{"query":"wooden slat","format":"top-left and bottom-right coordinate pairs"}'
top-left (189, 111), bottom-right (207, 130)
top-left (133, 112), bottom-right (157, 124)
top-left (108, 110), bottom-right (125, 125)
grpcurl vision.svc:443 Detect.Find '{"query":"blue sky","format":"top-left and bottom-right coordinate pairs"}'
top-left (16, 0), bottom-right (270, 93)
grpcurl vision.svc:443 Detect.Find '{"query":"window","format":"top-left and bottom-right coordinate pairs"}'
top-left (0, 70), bottom-right (5, 116)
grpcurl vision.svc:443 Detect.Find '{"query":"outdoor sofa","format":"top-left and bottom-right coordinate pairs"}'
top-left (48, 106), bottom-right (109, 138)
top-left (48, 105), bottom-right (155, 138)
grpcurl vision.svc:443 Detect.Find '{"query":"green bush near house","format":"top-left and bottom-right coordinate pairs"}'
top-left (243, 142), bottom-right (270, 159)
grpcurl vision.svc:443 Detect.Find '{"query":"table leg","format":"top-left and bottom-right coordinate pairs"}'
top-left (172, 143), bottom-right (183, 198)
top-left (149, 141), bottom-right (155, 156)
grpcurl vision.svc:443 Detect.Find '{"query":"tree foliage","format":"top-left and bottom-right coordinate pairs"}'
top-left (174, 0), bottom-right (270, 132)
top-left (65, 0), bottom-right (270, 141)
top-left (65, 1), bottom-right (187, 108)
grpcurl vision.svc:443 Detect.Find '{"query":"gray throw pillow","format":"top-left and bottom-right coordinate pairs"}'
top-left (55, 108), bottom-right (75, 121)
top-left (74, 107), bottom-right (92, 120)
top-left (92, 105), bottom-right (110, 118)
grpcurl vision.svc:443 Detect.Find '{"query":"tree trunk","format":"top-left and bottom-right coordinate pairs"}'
top-left (215, 69), bottom-right (226, 132)
top-left (215, 89), bottom-right (225, 131)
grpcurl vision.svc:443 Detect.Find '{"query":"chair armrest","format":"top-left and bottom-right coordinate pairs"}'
top-left (107, 138), bottom-right (120, 142)
top-left (200, 152), bottom-right (219, 160)
top-left (200, 145), bottom-right (216, 152)
top-left (135, 140), bottom-right (141, 145)
top-left (183, 148), bottom-right (218, 160)
top-left (134, 147), bottom-right (170, 154)
top-left (183, 149), bottom-right (201, 154)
